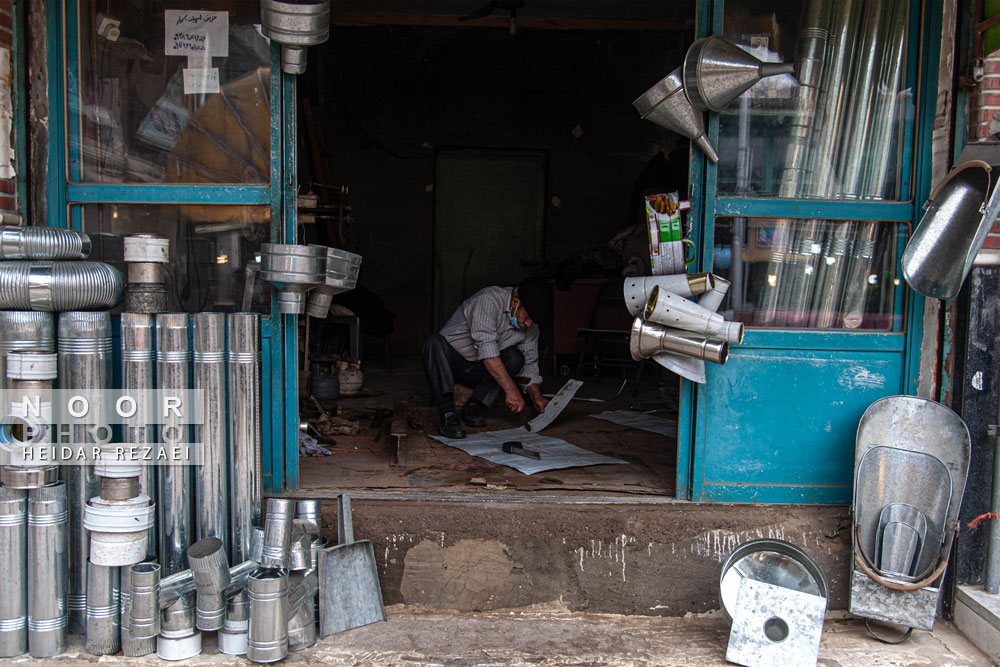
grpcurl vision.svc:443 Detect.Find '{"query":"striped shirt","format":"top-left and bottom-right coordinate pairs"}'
top-left (439, 286), bottom-right (542, 386)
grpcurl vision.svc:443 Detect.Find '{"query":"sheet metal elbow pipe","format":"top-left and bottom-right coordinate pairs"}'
top-left (261, 498), bottom-right (296, 569)
top-left (0, 487), bottom-right (28, 657)
top-left (0, 261), bottom-right (123, 311)
top-left (187, 537), bottom-right (231, 631)
top-left (27, 482), bottom-right (68, 658)
top-left (0, 225), bottom-right (91, 260)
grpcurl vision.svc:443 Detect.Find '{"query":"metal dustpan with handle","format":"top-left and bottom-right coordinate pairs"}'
top-left (850, 396), bottom-right (970, 632)
top-left (902, 160), bottom-right (995, 300)
top-left (319, 493), bottom-right (387, 637)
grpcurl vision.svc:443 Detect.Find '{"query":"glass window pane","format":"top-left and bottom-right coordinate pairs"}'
top-left (78, 204), bottom-right (271, 313)
top-left (717, 0), bottom-right (912, 200)
top-left (713, 217), bottom-right (903, 331)
top-left (73, 0), bottom-right (270, 184)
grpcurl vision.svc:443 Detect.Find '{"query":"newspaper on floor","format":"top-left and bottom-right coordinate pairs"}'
top-left (591, 410), bottom-right (678, 437)
top-left (431, 379), bottom-right (626, 474)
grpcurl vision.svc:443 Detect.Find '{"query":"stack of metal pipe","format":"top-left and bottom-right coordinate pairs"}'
top-left (752, 0), bottom-right (907, 329)
top-left (1, 349), bottom-right (69, 658)
top-left (624, 274), bottom-right (742, 384)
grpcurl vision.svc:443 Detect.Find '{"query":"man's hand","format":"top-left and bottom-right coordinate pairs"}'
top-left (526, 384), bottom-right (548, 413)
top-left (505, 390), bottom-right (525, 414)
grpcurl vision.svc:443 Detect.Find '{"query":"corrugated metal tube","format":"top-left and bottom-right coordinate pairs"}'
top-left (0, 226), bottom-right (91, 260)
top-left (0, 262), bottom-right (123, 311)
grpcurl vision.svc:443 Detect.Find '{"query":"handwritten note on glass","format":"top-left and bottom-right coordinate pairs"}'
top-left (164, 10), bottom-right (229, 57)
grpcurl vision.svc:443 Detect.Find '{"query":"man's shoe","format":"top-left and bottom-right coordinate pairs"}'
top-left (439, 412), bottom-right (467, 439)
top-left (461, 401), bottom-right (486, 428)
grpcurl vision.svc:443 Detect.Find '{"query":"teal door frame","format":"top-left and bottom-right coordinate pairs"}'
top-left (43, 1), bottom-right (300, 492)
top-left (679, 0), bottom-right (940, 503)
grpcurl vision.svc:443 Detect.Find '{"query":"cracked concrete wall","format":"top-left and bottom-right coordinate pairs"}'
top-left (324, 500), bottom-right (852, 616)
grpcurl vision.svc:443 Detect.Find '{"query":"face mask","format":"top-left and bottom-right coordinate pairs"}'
top-left (509, 301), bottom-right (523, 329)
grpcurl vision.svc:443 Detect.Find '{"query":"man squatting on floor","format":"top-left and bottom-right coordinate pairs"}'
top-left (421, 277), bottom-right (552, 439)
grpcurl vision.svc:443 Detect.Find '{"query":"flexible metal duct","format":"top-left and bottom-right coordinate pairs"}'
top-left (58, 311), bottom-right (110, 633)
top-left (193, 313), bottom-right (228, 542)
top-left (84, 563), bottom-right (120, 655)
top-left (0, 225), bottom-right (91, 260)
top-left (0, 487), bottom-right (27, 657)
top-left (0, 311), bottom-right (55, 392)
top-left (0, 261), bottom-right (123, 311)
top-left (121, 312), bottom-right (158, 558)
top-left (27, 481), bottom-right (68, 658)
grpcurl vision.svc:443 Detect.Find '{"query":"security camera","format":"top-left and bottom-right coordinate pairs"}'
top-left (96, 13), bottom-right (120, 42)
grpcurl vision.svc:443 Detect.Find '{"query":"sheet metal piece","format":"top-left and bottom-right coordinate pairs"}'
top-left (431, 429), bottom-right (626, 475)
top-left (849, 568), bottom-right (938, 631)
top-left (726, 579), bottom-right (826, 667)
top-left (590, 410), bottom-right (678, 436)
top-left (522, 379), bottom-right (582, 431)
top-left (318, 541), bottom-right (385, 637)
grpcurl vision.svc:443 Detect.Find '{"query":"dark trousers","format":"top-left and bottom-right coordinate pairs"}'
top-left (421, 334), bottom-right (525, 414)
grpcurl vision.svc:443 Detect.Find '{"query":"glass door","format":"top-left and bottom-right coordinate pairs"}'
top-left (52, 0), bottom-right (300, 491)
top-left (680, 0), bottom-right (938, 502)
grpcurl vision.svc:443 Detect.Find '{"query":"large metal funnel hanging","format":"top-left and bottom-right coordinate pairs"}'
top-left (629, 317), bottom-right (728, 364)
top-left (901, 160), bottom-right (994, 300)
top-left (633, 68), bottom-right (719, 164)
top-left (683, 36), bottom-right (795, 112)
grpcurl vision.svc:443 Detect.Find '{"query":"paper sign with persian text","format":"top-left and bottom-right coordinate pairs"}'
top-left (182, 67), bottom-right (220, 94)
top-left (164, 10), bottom-right (229, 57)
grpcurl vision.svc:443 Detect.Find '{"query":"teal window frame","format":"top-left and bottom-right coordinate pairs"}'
top-left (45, 0), bottom-right (301, 492)
top-left (677, 0), bottom-right (941, 501)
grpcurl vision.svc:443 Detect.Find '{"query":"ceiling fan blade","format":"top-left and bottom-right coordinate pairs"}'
top-left (459, 0), bottom-right (499, 21)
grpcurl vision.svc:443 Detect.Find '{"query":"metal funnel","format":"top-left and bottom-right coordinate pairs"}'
top-left (259, 244), bottom-right (328, 314)
top-left (629, 317), bottom-right (728, 365)
top-left (683, 36), bottom-right (796, 112)
top-left (902, 160), bottom-right (994, 300)
top-left (633, 68), bottom-right (719, 163)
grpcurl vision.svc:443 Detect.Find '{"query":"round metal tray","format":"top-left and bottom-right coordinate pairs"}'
top-left (719, 538), bottom-right (828, 617)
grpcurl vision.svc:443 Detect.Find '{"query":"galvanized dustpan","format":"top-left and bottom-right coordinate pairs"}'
top-left (901, 160), bottom-right (995, 300)
top-left (850, 396), bottom-right (970, 632)
top-left (319, 493), bottom-right (387, 637)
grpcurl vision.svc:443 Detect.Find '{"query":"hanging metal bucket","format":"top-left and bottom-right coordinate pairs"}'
top-left (901, 160), bottom-right (994, 300)
top-left (632, 68), bottom-right (719, 163)
top-left (683, 36), bottom-right (795, 112)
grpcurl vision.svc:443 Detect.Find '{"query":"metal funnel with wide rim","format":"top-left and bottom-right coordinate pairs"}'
top-left (719, 538), bottom-right (828, 619)
top-left (683, 36), bottom-right (795, 112)
top-left (633, 68), bottom-right (719, 163)
top-left (902, 160), bottom-right (993, 300)
top-left (629, 317), bottom-right (728, 364)
top-left (259, 244), bottom-right (327, 314)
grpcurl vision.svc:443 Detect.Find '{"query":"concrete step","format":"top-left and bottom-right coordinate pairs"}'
top-left (295, 491), bottom-right (854, 615)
